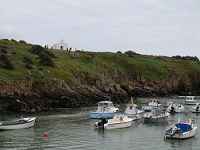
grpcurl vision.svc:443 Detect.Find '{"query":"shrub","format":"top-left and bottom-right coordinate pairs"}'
top-left (172, 55), bottom-right (199, 62)
top-left (39, 52), bottom-right (54, 66)
top-left (30, 45), bottom-right (55, 67)
top-left (0, 54), bottom-right (14, 69)
top-left (19, 40), bottom-right (27, 44)
top-left (23, 56), bottom-right (33, 69)
top-left (30, 45), bottom-right (44, 55)
top-left (125, 50), bottom-right (140, 57)
top-left (30, 45), bottom-right (55, 57)
top-left (0, 45), bottom-right (8, 54)
top-left (11, 39), bottom-right (18, 43)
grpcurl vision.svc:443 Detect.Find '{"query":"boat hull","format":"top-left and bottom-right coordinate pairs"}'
top-left (192, 111), bottom-right (200, 113)
top-left (125, 113), bottom-right (143, 120)
top-left (165, 126), bottom-right (197, 139)
top-left (175, 108), bottom-right (184, 113)
top-left (185, 101), bottom-right (197, 105)
top-left (144, 115), bottom-right (169, 123)
top-left (104, 121), bottom-right (132, 129)
top-left (0, 118), bottom-right (36, 130)
top-left (89, 112), bottom-right (115, 119)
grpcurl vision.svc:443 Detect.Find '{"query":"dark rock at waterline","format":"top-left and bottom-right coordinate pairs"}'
top-left (0, 77), bottom-right (198, 113)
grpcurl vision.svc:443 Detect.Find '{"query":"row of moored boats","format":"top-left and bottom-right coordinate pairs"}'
top-left (89, 97), bottom-right (199, 140)
top-left (0, 96), bottom-right (198, 140)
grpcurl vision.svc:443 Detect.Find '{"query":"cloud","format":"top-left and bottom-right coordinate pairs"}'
top-left (0, 0), bottom-right (200, 56)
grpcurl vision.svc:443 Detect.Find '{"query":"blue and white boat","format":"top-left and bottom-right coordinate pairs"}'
top-left (164, 120), bottom-right (197, 139)
top-left (89, 101), bottom-right (119, 119)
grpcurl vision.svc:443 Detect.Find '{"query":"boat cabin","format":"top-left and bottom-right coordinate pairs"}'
top-left (97, 101), bottom-right (115, 112)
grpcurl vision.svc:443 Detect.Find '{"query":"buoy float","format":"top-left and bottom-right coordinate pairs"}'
top-left (43, 132), bottom-right (49, 140)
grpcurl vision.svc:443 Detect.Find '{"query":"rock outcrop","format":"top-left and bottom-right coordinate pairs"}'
top-left (0, 72), bottom-right (199, 113)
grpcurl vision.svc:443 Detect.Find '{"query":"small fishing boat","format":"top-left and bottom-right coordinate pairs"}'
top-left (0, 117), bottom-right (36, 130)
top-left (192, 103), bottom-right (200, 113)
top-left (89, 101), bottom-right (119, 119)
top-left (144, 108), bottom-right (169, 123)
top-left (148, 99), bottom-right (161, 107)
top-left (125, 97), bottom-right (144, 120)
top-left (95, 114), bottom-right (133, 129)
top-left (164, 120), bottom-right (197, 139)
top-left (142, 100), bottom-right (161, 112)
top-left (184, 96), bottom-right (197, 105)
top-left (167, 103), bottom-right (185, 113)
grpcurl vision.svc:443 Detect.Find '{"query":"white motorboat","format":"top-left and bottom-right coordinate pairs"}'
top-left (148, 99), bottom-right (161, 107)
top-left (144, 108), bottom-right (169, 123)
top-left (192, 103), bottom-right (200, 113)
top-left (125, 97), bottom-right (144, 120)
top-left (142, 100), bottom-right (161, 112)
top-left (95, 115), bottom-right (133, 130)
top-left (184, 96), bottom-right (197, 105)
top-left (167, 103), bottom-right (185, 113)
top-left (164, 120), bottom-right (197, 139)
top-left (89, 101), bottom-right (119, 119)
top-left (0, 117), bottom-right (36, 130)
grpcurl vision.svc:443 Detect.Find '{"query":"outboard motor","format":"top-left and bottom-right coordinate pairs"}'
top-left (165, 126), bottom-right (178, 137)
top-left (96, 118), bottom-right (108, 129)
top-left (170, 106), bottom-right (175, 114)
top-left (196, 105), bottom-right (199, 112)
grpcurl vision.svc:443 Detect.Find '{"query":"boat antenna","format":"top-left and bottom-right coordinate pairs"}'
top-left (177, 114), bottom-right (181, 123)
top-left (131, 96), bottom-right (134, 105)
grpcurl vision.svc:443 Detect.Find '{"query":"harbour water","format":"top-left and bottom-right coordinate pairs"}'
top-left (0, 99), bottom-right (200, 150)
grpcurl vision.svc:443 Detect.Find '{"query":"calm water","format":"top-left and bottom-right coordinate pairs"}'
top-left (0, 98), bottom-right (200, 150)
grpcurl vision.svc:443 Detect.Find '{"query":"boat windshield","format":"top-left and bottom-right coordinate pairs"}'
top-left (185, 96), bottom-right (195, 100)
top-left (97, 101), bottom-right (114, 112)
top-left (98, 101), bottom-right (114, 107)
top-left (151, 108), bottom-right (163, 115)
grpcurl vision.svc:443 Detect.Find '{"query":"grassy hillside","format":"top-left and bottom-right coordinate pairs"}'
top-left (0, 39), bottom-right (200, 82)
top-left (1, 39), bottom-right (200, 112)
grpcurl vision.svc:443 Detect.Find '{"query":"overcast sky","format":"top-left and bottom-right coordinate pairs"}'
top-left (1, 0), bottom-right (200, 57)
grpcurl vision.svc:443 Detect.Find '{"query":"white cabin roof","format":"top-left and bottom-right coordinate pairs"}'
top-left (98, 101), bottom-right (113, 104)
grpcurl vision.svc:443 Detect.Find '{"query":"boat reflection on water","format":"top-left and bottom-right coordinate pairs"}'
top-left (165, 135), bottom-right (196, 150)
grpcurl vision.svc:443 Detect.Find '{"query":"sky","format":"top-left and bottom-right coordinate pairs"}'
top-left (1, 0), bottom-right (200, 57)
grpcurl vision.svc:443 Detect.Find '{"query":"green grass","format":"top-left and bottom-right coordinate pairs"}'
top-left (0, 39), bottom-right (200, 82)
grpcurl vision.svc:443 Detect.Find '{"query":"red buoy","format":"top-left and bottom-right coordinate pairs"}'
top-left (43, 132), bottom-right (49, 139)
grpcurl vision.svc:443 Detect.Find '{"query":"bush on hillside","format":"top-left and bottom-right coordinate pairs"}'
top-left (0, 45), bottom-right (8, 54)
top-left (11, 39), bottom-right (18, 43)
top-left (19, 40), bottom-right (27, 44)
top-left (116, 51), bottom-right (122, 54)
top-left (23, 56), bottom-right (33, 69)
top-left (172, 55), bottom-right (199, 62)
top-left (30, 45), bottom-right (55, 67)
top-left (0, 54), bottom-right (14, 69)
top-left (39, 52), bottom-right (55, 66)
top-left (125, 50), bottom-right (140, 57)
top-left (30, 45), bottom-right (44, 55)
